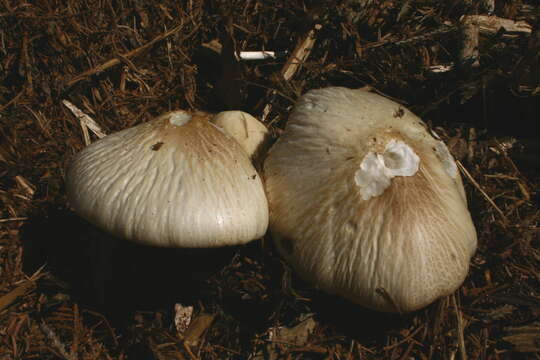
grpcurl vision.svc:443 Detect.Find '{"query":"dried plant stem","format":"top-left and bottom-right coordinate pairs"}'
top-left (262, 24), bottom-right (321, 120)
top-left (456, 160), bottom-right (509, 225)
top-left (0, 217), bottom-right (28, 223)
top-left (466, 15), bottom-right (532, 35)
top-left (62, 100), bottom-right (106, 145)
top-left (383, 325), bottom-right (425, 351)
top-left (14, 175), bottom-right (35, 198)
top-left (183, 313), bottom-right (214, 347)
top-left (40, 322), bottom-right (78, 360)
top-left (281, 24), bottom-right (322, 81)
top-left (0, 89), bottom-right (25, 113)
top-left (66, 23), bottom-right (187, 87)
top-left (451, 294), bottom-right (467, 360)
top-left (0, 281), bottom-right (34, 312)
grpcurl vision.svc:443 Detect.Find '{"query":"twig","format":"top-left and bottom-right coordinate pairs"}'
top-left (22, 33), bottom-right (33, 96)
top-left (456, 160), bottom-right (509, 225)
top-left (261, 24), bottom-right (321, 121)
top-left (25, 106), bottom-right (53, 139)
top-left (383, 325), bottom-right (426, 350)
top-left (365, 25), bottom-right (458, 50)
top-left (451, 294), bottom-right (467, 360)
top-left (281, 24), bottom-right (321, 81)
top-left (209, 344), bottom-right (242, 355)
top-left (467, 128), bottom-right (476, 163)
top-left (183, 313), bottom-right (214, 347)
top-left (66, 22), bottom-right (186, 87)
top-left (82, 309), bottom-right (119, 347)
top-left (460, 16), bottom-right (480, 69)
top-left (62, 100), bottom-right (106, 145)
top-left (40, 321), bottom-right (78, 360)
top-left (0, 281), bottom-right (34, 311)
top-left (182, 342), bottom-right (198, 360)
top-left (71, 304), bottom-right (81, 358)
top-left (0, 89), bottom-right (25, 112)
top-left (0, 217), bottom-right (28, 223)
top-left (27, 263), bottom-right (47, 282)
top-left (464, 15), bottom-right (532, 36)
top-left (398, 341), bottom-right (416, 360)
top-left (428, 16), bottom-right (531, 74)
top-left (14, 175), bottom-right (35, 197)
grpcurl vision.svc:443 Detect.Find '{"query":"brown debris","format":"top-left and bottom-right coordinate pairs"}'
top-left (460, 15), bottom-right (481, 69)
top-left (183, 313), bottom-right (215, 347)
top-left (503, 322), bottom-right (540, 352)
top-left (281, 24), bottom-right (322, 82)
top-left (468, 15), bottom-right (532, 35)
top-left (457, 160), bottom-right (510, 225)
top-left (65, 23), bottom-right (192, 88)
top-left (1, 0), bottom-right (539, 359)
top-left (62, 100), bottom-right (106, 144)
top-left (0, 281), bottom-right (34, 312)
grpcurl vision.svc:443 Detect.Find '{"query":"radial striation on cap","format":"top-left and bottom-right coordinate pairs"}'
top-left (66, 110), bottom-right (269, 248)
top-left (264, 87), bottom-right (477, 312)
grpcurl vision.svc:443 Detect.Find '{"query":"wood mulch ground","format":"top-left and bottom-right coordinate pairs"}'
top-left (1, 1), bottom-right (539, 359)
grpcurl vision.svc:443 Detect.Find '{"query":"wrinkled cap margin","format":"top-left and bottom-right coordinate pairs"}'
top-left (264, 87), bottom-right (477, 312)
top-left (66, 110), bottom-right (269, 248)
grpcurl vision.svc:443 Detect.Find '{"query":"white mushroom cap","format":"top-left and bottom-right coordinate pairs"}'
top-left (209, 111), bottom-right (270, 160)
top-left (264, 87), bottom-right (477, 313)
top-left (66, 110), bottom-right (269, 248)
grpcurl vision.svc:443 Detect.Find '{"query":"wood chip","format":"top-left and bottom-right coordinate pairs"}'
top-left (0, 281), bottom-right (34, 312)
top-left (281, 24), bottom-right (322, 81)
top-left (14, 175), bottom-right (35, 198)
top-left (503, 322), bottom-right (540, 352)
top-left (272, 316), bottom-right (316, 346)
top-left (183, 313), bottom-right (214, 347)
top-left (462, 15), bottom-right (532, 36)
top-left (459, 16), bottom-right (480, 68)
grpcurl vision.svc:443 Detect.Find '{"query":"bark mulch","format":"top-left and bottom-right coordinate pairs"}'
top-left (1, 1), bottom-right (539, 359)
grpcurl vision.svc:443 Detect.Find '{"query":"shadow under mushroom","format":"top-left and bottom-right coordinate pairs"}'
top-left (21, 206), bottom-right (237, 324)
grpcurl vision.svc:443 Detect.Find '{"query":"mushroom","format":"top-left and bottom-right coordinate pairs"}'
top-left (66, 110), bottom-right (269, 248)
top-left (263, 87), bottom-right (477, 313)
top-left (209, 110), bottom-right (270, 162)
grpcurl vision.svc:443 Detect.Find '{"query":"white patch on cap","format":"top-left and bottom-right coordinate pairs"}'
top-left (434, 140), bottom-right (458, 178)
top-left (169, 112), bottom-right (192, 126)
top-left (355, 140), bottom-right (420, 200)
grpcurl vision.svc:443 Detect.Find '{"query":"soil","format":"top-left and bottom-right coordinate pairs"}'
top-left (1, 1), bottom-right (539, 359)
